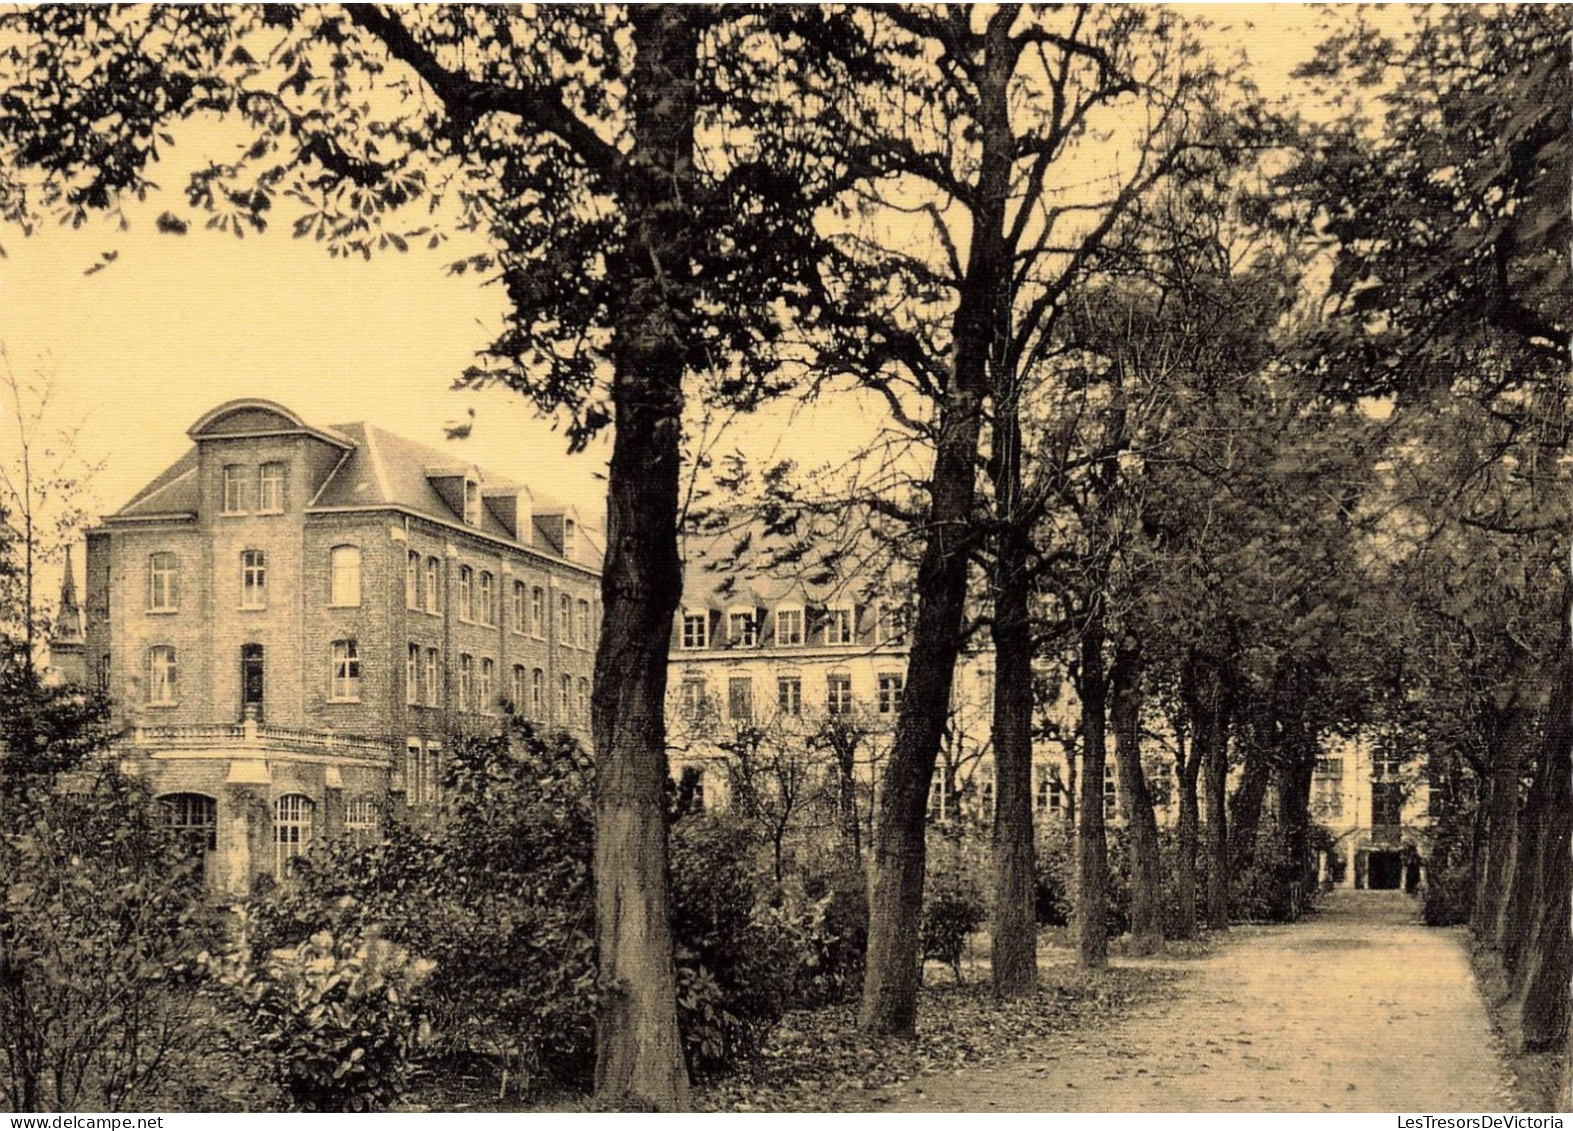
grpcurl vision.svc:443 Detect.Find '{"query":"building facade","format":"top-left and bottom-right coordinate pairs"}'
top-left (84, 398), bottom-right (600, 894)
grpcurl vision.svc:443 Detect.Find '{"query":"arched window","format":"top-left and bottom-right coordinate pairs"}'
top-left (531, 668), bottom-right (545, 718)
top-left (148, 646), bottom-right (178, 704)
top-left (558, 593), bottom-right (572, 639)
top-left (511, 580), bottom-right (527, 632)
top-left (576, 676), bottom-right (590, 723)
top-left (576, 598), bottom-right (592, 648)
top-left (424, 557), bottom-right (440, 614)
top-left (273, 794), bottom-right (315, 877)
top-left (329, 545), bottom-right (361, 607)
top-left (160, 793), bottom-right (217, 855)
top-left (406, 551), bottom-right (420, 609)
top-left (477, 571), bottom-right (495, 625)
top-left (530, 586), bottom-right (546, 636)
top-left (558, 673), bottom-right (572, 719)
top-left (457, 566), bottom-right (473, 621)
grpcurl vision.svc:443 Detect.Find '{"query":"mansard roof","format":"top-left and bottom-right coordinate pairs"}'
top-left (106, 400), bottom-right (602, 570)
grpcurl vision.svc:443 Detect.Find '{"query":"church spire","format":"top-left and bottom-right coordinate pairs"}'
top-left (53, 544), bottom-right (82, 645)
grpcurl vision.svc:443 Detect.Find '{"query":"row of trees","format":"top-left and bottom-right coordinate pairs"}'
top-left (0, 3), bottom-right (1566, 1109)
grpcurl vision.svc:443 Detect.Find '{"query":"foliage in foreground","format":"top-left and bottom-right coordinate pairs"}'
top-left (0, 766), bottom-right (231, 1112)
top-left (246, 720), bottom-right (867, 1092)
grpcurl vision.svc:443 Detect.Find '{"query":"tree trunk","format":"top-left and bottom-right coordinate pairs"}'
top-left (590, 7), bottom-right (700, 1109)
top-left (1228, 702), bottom-right (1273, 875)
top-left (990, 519), bottom-right (1037, 997)
top-left (859, 9), bottom-right (1015, 1039)
top-left (1111, 634), bottom-right (1162, 956)
top-left (1189, 653), bottom-right (1232, 932)
top-left (1076, 618), bottom-right (1110, 968)
top-left (1173, 720), bottom-right (1201, 940)
top-left (1473, 702), bottom-right (1527, 944)
top-left (1512, 623), bottom-right (1571, 1053)
top-left (1276, 714), bottom-right (1317, 889)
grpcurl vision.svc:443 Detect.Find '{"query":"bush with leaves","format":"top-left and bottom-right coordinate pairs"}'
top-left (1422, 862), bottom-right (1474, 927)
top-left (249, 720), bottom-right (807, 1089)
top-left (0, 766), bottom-right (231, 1112)
top-left (920, 871), bottom-right (986, 982)
top-left (210, 925), bottom-right (434, 1112)
top-left (786, 866), bottom-right (868, 1010)
top-left (245, 722), bottom-right (599, 1088)
top-left (668, 811), bottom-right (802, 1075)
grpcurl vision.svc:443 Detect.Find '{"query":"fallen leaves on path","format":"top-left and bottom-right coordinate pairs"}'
top-left (696, 964), bottom-right (1182, 1112)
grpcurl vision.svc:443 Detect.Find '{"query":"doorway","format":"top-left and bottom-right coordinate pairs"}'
top-left (242, 643), bottom-right (264, 720)
top-left (1368, 850), bottom-right (1403, 890)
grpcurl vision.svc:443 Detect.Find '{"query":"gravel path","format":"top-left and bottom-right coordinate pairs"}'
top-left (882, 890), bottom-right (1519, 1112)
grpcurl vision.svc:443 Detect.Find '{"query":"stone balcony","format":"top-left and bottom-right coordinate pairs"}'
top-left (127, 720), bottom-right (396, 762)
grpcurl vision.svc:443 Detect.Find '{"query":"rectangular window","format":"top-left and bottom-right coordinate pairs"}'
top-left (464, 478), bottom-right (480, 525)
top-left (479, 658), bottom-right (495, 713)
top-left (241, 549), bottom-right (266, 609)
top-left (148, 552), bottom-right (179, 611)
top-left (558, 594), bottom-right (572, 640)
top-left (680, 677), bottom-right (708, 720)
top-left (980, 776), bottom-right (995, 822)
top-left (927, 775), bottom-right (957, 822)
top-left (1036, 770), bottom-right (1065, 814)
top-left (530, 587), bottom-right (545, 636)
top-left (459, 654), bottom-right (474, 711)
top-left (562, 518), bottom-right (577, 559)
top-left (775, 607), bottom-right (803, 647)
top-left (148, 646), bottom-right (177, 704)
top-left (425, 743), bottom-right (442, 805)
top-left (680, 612), bottom-right (708, 650)
top-left (558, 674), bottom-right (572, 718)
top-left (827, 672), bottom-right (853, 716)
top-left (577, 598), bottom-right (592, 648)
top-left (728, 610), bottom-right (758, 647)
top-left (777, 675), bottom-right (802, 717)
top-left (877, 672), bottom-right (904, 715)
top-left (424, 648), bottom-right (440, 708)
top-left (478, 572), bottom-right (495, 625)
top-left (876, 603), bottom-right (909, 644)
top-left (425, 558), bottom-right (440, 614)
top-left (406, 644), bottom-right (420, 706)
top-left (406, 551), bottom-right (420, 610)
top-left (406, 740), bottom-right (424, 806)
top-left (826, 606), bottom-right (854, 645)
top-left (576, 677), bottom-right (590, 723)
top-left (258, 462), bottom-right (286, 512)
top-left (345, 798), bottom-right (378, 846)
top-left (512, 664), bottom-right (526, 709)
top-left (728, 676), bottom-right (754, 723)
top-left (330, 639), bottom-right (361, 700)
top-left (457, 567), bottom-right (473, 621)
top-left (531, 668), bottom-right (545, 719)
top-left (330, 546), bottom-right (361, 607)
top-left (221, 464), bottom-right (246, 513)
top-left (512, 581), bottom-right (526, 632)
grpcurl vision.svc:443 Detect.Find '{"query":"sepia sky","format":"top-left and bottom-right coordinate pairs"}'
top-left (0, 4), bottom-right (1404, 551)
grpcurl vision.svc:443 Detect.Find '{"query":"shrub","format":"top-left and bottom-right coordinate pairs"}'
top-left (245, 723), bottom-right (599, 1088)
top-left (920, 872), bottom-right (985, 982)
top-left (1034, 829), bottom-right (1074, 927)
top-left (1422, 863), bottom-right (1474, 927)
top-left (248, 721), bottom-right (808, 1090)
top-left (669, 812), bottom-right (801, 1075)
top-left (787, 867), bottom-right (868, 1010)
top-left (0, 767), bottom-right (229, 1112)
top-left (213, 926), bottom-right (434, 1112)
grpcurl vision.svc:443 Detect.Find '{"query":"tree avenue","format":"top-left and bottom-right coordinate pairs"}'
top-left (0, 1), bottom-right (1566, 1112)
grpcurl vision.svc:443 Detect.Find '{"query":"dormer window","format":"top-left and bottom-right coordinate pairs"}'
top-left (464, 478), bottom-right (481, 526)
top-left (680, 611), bottom-right (708, 650)
top-left (775, 605), bottom-right (804, 647)
top-left (562, 518), bottom-right (577, 559)
top-left (727, 608), bottom-right (759, 648)
top-left (825, 604), bottom-right (855, 646)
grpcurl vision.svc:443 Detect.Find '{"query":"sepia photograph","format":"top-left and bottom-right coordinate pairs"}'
top-left (0, 2), bottom-right (1567, 1118)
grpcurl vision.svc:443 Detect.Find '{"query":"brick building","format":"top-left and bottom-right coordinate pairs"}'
top-left (84, 398), bottom-right (601, 895)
